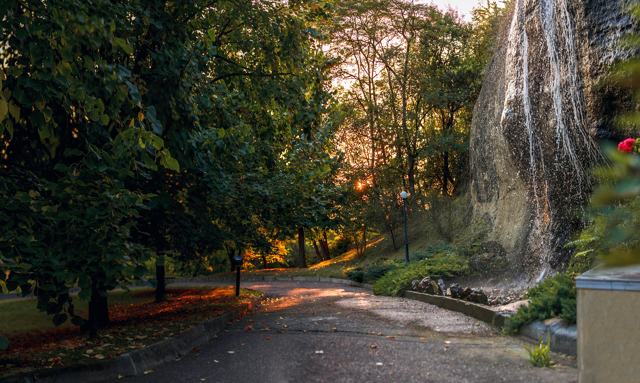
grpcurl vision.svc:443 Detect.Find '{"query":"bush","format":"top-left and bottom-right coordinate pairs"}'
top-left (409, 243), bottom-right (455, 262)
top-left (345, 263), bottom-right (397, 283)
top-left (372, 256), bottom-right (471, 296)
top-left (345, 269), bottom-right (365, 283)
top-left (506, 274), bottom-right (577, 333)
top-left (364, 264), bottom-right (397, 281)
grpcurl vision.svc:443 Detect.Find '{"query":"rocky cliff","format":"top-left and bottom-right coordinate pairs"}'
top-left (470, 0), bottom-right (635, 282)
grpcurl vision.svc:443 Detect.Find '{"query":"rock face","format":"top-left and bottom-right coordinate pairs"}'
top-left (470, 0), bottom-right (635, 278)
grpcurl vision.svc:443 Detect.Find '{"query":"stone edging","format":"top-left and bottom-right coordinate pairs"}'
top-left (165, 275), bottom-right (373, 290)
top-left (403, 290), bottom-right (577, 356)
top-left (0, 297), bottom-right (264, 383)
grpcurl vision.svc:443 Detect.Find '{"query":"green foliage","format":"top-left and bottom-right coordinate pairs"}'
top-left (0, 0), bottom-right (343, 342)
top-left (522, 331), bottom-right (551, 368)
top-left (569, 3), bottom-right (640, 267)
top-left (330, 236), bottom-right (353, 258)
top-left (506, 275), bottom-right (577, 333)
top-left (409, 243), bottom-right (454, 262)
top-left (345, 270), bottom-right (365, 283)
top-left (372, 256), bottom-right (470, 296)
top-left (345, 263), bottom-right (398, 283)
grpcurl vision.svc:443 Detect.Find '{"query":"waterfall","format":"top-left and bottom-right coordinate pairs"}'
top-left (500, 0), bottom-right (601, 266)
top-left (541, 0), bottom-right (600, 181)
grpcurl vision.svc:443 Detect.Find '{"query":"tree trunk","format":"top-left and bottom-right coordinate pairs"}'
top-left (388, 225), bottom-right (397, 251)
top-left (86, 284), bottom-right (109, 338)
top-left (262, 255), bottom-right (268, 269)
top-left (360, 227), bottom-right (367, 256)
top-left (320, 230), bottom-right (331, 260)
top-left (442, 151), bottom-right (450, 196)
top-left (155, 254), bottom-right (167, 303)
top-left (298, 227), bottom-right (306, 268)
top-left (312, 241), bottom-right (324, 262)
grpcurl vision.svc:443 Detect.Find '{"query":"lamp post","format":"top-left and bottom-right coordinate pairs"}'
top-left (401, 191), bottom-right (409, 264)
top-left (232, 253), bottom-right (243, 297)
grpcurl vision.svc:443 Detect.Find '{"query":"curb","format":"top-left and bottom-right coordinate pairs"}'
top-left (519, 319), bottom-right (577, 356)
top-left (165, 276), bottom-right (373, 290)
top-left (0, 297), bottom-right (264, 383)
top-left (402, 290), bottom-right (577, 356)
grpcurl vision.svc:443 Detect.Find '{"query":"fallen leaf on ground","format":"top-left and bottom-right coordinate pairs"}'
top-left (244, 326), bottom-right (253, 331)
top-left (371, 345), bottom-right (377, 349)
top-left (283, 325), bottom-right (288, 328)
top-left (312, 313), bottom-right (317, 315)
top-left (277, 330), bottom-right (283, 333)
top-left (303, 330), bottom-right (306, 333)
top-left (386, 336), bottom-right (395, 339)
top-left (376, 362), bottom-right (383, 366)
top-left (315, 351), bottom-right (324, 354)
top-left (280, 317), bottom-right (284, 320)
top-left (192, 348), bottom-right (201, 352)
top-left (144, 370), bottom-right (154, 374)
top-left (228, 351), bottom-right (235, 354)
top-left (332, 328), bottom-right (337, 331)
top-left (377, 333), bottom-right (382, 336)
top-left (94, 354), bottom-right (105, 360)
top-left (264, 337), bottom-right (270, 340)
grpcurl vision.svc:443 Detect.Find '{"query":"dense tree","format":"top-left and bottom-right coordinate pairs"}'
top-left (0, 0), bottom-right (341, 343)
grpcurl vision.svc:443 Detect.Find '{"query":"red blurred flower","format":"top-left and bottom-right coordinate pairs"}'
top-left (618, 138), bottom-right (636, 153)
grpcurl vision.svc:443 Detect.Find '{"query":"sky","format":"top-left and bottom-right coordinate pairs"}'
top-left (427, 0), bottom-right (482, 21)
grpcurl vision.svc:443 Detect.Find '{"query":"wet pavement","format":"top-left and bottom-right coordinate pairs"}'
top-left (103, 281), bottom-right (577, 383)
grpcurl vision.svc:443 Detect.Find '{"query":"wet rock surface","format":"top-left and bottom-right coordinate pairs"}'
top-left (470, 0), bottom-right (635, 275)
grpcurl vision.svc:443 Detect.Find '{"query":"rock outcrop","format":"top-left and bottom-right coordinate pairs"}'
top-left (470, 0), bottom-right (635, 280)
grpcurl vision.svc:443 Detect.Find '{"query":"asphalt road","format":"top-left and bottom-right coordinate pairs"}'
top-left (107, 281), bottom-right (578, 383)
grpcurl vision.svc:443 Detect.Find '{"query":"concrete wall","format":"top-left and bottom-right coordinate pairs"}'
top-left (578, 289), bottom-right (640, 383)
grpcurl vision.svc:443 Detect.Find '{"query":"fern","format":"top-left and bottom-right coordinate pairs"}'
top-left (564, 236), bottom-right (599, 248)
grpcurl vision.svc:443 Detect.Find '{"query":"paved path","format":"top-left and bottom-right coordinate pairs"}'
top-left (107, 281), bottom-right (577, 383)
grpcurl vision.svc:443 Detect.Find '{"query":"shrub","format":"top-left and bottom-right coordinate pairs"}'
top-left (372, 256), bottom-right (471, 296)
top-left (506, 274), bottom-right (576, 333)
top-left (345, 263), bottom-right (397, 283)
top-left (345, 269), bottom-right (365, 283)
top-left (522, 331), bottom-right (551, 367)
top-left (363, 264), bottom-right (397, 282)
top-left (409, 243), bottom-right (455, 262)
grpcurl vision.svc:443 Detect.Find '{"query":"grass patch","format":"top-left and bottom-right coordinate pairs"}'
top-left (0, 289), bottom-right (152, 335)
top-left (372, 256), bottom-right (471, 296)
top-left (0, 287), bottom-right (262, 377)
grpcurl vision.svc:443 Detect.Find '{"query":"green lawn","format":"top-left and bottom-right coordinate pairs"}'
top-left (0, 289), bottom-right (153, 335)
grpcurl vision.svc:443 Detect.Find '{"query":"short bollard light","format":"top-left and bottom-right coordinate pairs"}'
top-left (401, 191), bottom-right (409, 264)
top-left (232, 253), bottom-right (243, 297)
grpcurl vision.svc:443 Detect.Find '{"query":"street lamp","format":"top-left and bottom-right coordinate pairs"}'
top-left (231, 252), bottom-right (243, 296)
top-left (401, 191), bottom-right (409, 264)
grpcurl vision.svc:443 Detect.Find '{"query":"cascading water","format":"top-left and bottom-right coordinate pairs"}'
top-left (541, 0), bottom-right (600, 181)
top-left (469, 0), bottom-right (630, 277)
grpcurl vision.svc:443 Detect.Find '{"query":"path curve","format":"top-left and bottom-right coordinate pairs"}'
top-left (108, 281), bottom-right (577, 383)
